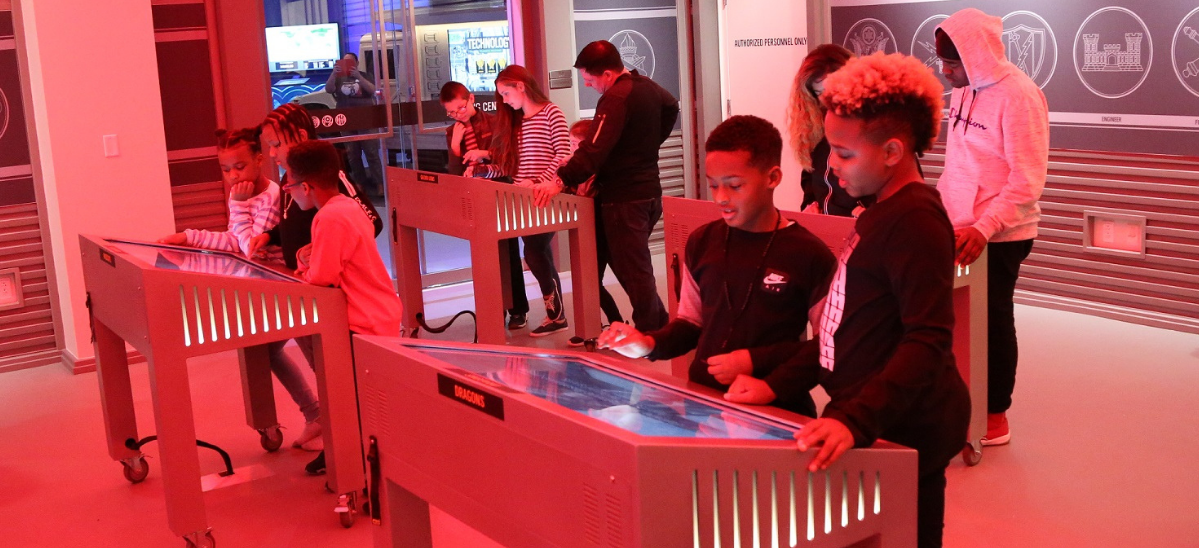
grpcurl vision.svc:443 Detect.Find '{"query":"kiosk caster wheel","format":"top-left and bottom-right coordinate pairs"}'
top-left (336, 492), bottom-right (357, 528)
top-left (961, 441), bottom-right (982, 466)
top-left (121, 456), bottom-right (150, 483)
top-left (184, 531), bottom-right (215, 548)
top-left (258, 425), bottom-right (284, 452)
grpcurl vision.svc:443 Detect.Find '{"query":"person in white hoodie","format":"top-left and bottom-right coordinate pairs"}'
top-left (935, 8), bottom-right (1048, 447)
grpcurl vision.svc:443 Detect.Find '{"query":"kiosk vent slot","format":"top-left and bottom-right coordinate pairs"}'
top-left (273, 295), bottom-right (282, 330)
top-left (193, 287), bottom-right (205, 344)
top-left (731, 470), bottom-right (742, 546)
top-left (220, 289), bottom-right (231, 340)
top-left (806, 471), bottom-right (815, 541)
top-left (712, 470), bottom-right (723, 547)
top-left (179, 286), bottom-right (191, 347)
top-left (260, 294), bottom-right (270, 333)
top-left (234, 291), bottom-right (244, 337)
top-left (691, 472), bottom-right (702, 548)
top-left (312, 298), bottom-right (320, 323)
top-left (824, 471), bottom-right (832, 534)
top-left (583, 483), bottom-right (602, 545)
top-left (874, 471), bottom-right (881, 515)
top-left (750, 471), bottom-right (761, 548)
top-left (461, 197), bottom-right (473, 222)
top-left (299, 297), bottom-right (307, 326)
top-left (206, 288), bottom-right (218, 342)
top-left (841, 471), bottom-right (849, 528)
top-left (857, 472), bottom-right (865, 522)
top-left (286, 296), bottom-right (295, 328)
top-left (247, 292), bottom-right (257, 334)
top-left (605, 493), bottom-right (622, 547)
top-left (791, 470), bottom-right (799, 546)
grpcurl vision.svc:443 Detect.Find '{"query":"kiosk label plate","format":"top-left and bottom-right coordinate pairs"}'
top-left (438, 373), bottom-right (505, 420)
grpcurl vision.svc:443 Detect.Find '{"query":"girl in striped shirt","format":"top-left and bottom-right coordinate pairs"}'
top-left (472, 65), bottom-right (572, 336)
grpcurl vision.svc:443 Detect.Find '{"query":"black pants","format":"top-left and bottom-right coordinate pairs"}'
top-left (503, 238), bottom-right (529, 316)
top-left (593, 203), bottom-right (625, 325)
top-left (521, 232), bottom-right (564, 320)
top-left (886, 371), bottom-right (971, 548)
top-left (986, 239), bottom-right (1034, 414)
top-left (600, 198), bottom-right (668, 331)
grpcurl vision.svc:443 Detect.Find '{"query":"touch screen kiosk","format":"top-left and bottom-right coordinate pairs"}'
top-left (79, 236), bottom-right (366, 547)
top-left (661, 197), bottom-right (989, 466)
top-left (354, 337), bottom-right (918, 548)
top-left (387, 167), bottom-right (601, 345)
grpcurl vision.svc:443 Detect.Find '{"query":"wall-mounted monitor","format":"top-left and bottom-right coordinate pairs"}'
top-left (265, 23), bottom-right (340, 73)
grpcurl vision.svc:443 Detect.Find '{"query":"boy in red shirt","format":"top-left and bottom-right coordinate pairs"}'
top-left (283, 139), bottom-right (403, 473)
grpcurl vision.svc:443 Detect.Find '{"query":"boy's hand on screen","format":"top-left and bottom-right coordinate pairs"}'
top-left (954, 227), bottom-right (987, 266)
top-left (722, 375), bottom-right (776, 405)
top-left (158, 233), bottom-right (187, 246)
top-left (247, 234), bottom-right (270, 258)
top-left (463, 164), bottom-right (476, 177)
top-left (706, 349), bottom-right (753, 385)
top-left (802, 202), bottom-right (821, 214)
top-left (794, 418), bottom-right (854, 472)
top-left (229, 181), bottom-right (255, 202)
top-left (296, 244), bottom-right (313, 268)
top-left (595, 322), bottom-right (653, 358)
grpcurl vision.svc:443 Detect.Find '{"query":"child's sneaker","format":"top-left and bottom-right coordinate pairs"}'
top-left (292, 420), bottom-right (322, 451)
top-left (507, 313), bottom-right (528, 330)
top-left (530, 317), bottom-right (569, 337)
top-left (980, 412), bottom-right (1010, 446)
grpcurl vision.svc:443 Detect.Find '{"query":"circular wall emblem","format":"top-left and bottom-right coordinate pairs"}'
top-left (322, 114), bottom-right (335, 128)
top-left (1002, 11), bottom-right (1058, 89)
top-left (0, 87), bottom-right (9, 141)
top-left (1073, 7), bottom-right (1153, 99)
top-left (910, 14), bottom-right (952, 96)
top-left (311, 115), bottom-right (321, 129)
top-left (844, 18), bottom-right (897, 56)
top-left (335, 113), bottom-right (347, 126)
top-left (609, 30), bottom-right (656, 78)
top-left (1170, 6), bottom-right (1199, 98)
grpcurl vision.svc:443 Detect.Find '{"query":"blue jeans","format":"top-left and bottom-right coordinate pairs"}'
top-left (267, 337), bottom-right (320, 423)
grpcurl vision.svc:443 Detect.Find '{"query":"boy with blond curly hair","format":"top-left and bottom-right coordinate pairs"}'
top-left (725, 52), bottom-right (970, 548)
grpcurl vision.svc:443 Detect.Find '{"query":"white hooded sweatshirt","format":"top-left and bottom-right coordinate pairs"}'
top-left (937, 8), bottom-right (1049, 243)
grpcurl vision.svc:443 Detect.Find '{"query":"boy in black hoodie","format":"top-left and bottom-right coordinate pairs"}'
top-left (725, 52), bottom-right (970, 548)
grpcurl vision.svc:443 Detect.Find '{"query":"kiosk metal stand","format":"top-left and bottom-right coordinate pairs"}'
top-left (80, 236), bottom-right (366, 546)
top-left (388, 167), bottom-right (601, 344)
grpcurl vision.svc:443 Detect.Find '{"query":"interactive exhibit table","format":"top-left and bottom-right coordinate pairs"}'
top-left (354, 337), bottom-right (918, 548)
top-left (661, 197), bottom-right (989, 465)
top-left (387, 167), bottom-right (601, 344)
top-left (79, 236), bottom-right (366, 546)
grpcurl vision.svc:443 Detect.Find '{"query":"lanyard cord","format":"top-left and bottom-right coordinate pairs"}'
top-left (718, 209), bottom-right (784, 352)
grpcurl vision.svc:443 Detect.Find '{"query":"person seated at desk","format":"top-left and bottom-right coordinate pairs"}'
top-left (597, 115), bottom-right (836, 417)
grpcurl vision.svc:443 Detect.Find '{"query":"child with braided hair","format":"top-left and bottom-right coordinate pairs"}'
top-left (725, 52), bottom-right (970, 548)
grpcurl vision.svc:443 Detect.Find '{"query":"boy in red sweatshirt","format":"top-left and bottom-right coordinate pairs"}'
top-left (725, 52), bottom-right (970, 548)
top-left (283, 139), bottom-right (403, 474)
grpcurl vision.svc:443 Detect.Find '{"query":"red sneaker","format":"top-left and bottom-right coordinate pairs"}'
top-left (981, 412), bottom-right (1010, 446)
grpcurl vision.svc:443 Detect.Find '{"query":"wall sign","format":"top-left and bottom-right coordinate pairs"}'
top-left (831, 0), bottom-right (1199, 156)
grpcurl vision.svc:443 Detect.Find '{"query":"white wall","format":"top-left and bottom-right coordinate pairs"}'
top-left (719, 0), bottom-right (810, 210)
top-left (18, 0), bottom-right (175, 365)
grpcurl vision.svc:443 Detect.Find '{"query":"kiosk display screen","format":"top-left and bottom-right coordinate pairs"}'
top-left (414, 345), bottom-right (798, 441)
top-left (105, 240), bottom-right (297, 283)
top-left (265, 23), bottom-right (340, 73)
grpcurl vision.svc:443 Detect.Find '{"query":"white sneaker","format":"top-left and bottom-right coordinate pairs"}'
top-left (292, 421), bottom-right (323, 452)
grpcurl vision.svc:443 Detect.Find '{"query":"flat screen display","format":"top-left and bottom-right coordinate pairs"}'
top-left (413, 345), bottom-right (798, 441)
top-left (105, 240), bottom-right (297, 283)
top-left (265, 23), bottom-right (340, 73)
top-left (447, 22), bottom-right (511, 92)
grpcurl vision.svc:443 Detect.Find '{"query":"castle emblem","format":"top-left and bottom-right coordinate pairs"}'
top-left (609, 30), bottom-right (656, 78)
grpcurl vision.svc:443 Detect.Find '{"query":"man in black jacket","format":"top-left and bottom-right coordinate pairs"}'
top-left (538, 40), bottom-right (679, 332)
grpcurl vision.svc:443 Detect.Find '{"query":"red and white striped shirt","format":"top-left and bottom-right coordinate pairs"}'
top-left (474, 103), bottom-right (569, 183)
top-left (185, 181), bottom-right (284, 263)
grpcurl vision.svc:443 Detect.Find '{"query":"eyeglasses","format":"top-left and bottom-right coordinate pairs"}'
top-left (281, 180), bottom-right (303, 192)
top-left (445, 103), bottom-right (469, 117)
